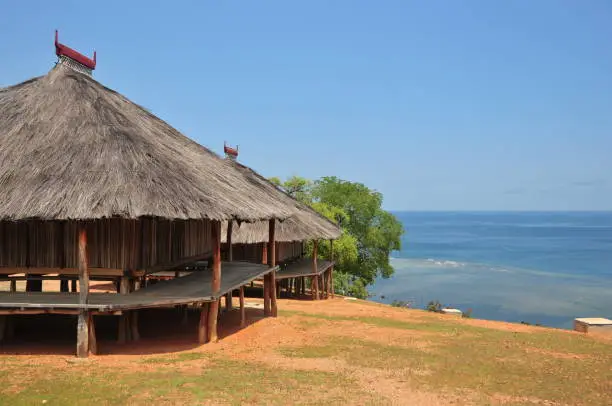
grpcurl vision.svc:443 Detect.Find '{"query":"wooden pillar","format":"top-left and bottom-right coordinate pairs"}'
top-left (269, 219), bottom-right (278, 317)
top-left (263, 274), bottom-right (271, 316)
top-left (262, 243), bottom-right (268, 265)
top-left (88, 314), bottom-right (97, 355)
top-left (0, 316), bottom-right (6, 343)
top-left (208, 220), bottom-right (222, 343)
top-left (117, 276), bottom-right (130, 344)
top-left (76, 227), bottom-right (91, 358)
top-left (239, 286), bottom-right (246, 328)
top-left (60, 278), bottom-right (69, 292)
top-left (131, 279), bottom-right (141, 343)
top-left (312, 240), bottom-right (319, 300)
top-left (225, 292), bottom-right (233, 311)
top-left (9, 280), bottom-right (16, 292)
top-left (330, 239), bottom-right (335, 298)
top-left (227, 220), bottom-right (234, 262)
top-left (198, 302), bottom-right (210, 344)
top-left (71, 279), bottom-right (77, 292)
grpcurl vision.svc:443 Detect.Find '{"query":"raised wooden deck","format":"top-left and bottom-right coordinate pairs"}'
top-left (276, 258), bottom-right (334, 280)
top-left (0, 262), bottom-right (275, 312)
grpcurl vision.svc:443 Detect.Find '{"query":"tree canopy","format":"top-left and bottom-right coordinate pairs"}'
top-left (271, 175), bottom-right (404, 298)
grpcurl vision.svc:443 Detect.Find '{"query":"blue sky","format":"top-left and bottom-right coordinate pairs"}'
top-left (1, 1), bottom-right (611, 211)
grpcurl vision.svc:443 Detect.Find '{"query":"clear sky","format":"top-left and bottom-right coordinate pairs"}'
top-left (1, 1), bottom-right (611, 211)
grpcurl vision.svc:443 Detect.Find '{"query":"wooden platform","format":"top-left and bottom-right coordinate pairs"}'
top-left (0, 262), bottom-right (276, 312)
top-left (275, 258), bottom-right (334, 280)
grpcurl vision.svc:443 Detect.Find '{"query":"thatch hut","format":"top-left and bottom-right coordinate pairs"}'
top-left (0, 32), bottom-right (298, 356)
top-left (220, 150), bottom-right (341, 301)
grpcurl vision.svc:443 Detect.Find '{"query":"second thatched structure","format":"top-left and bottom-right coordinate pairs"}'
top-left (221, 154), bottom-right (341, 301)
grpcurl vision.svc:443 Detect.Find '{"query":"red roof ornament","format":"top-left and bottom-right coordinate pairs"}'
top-left (224, 142), bottom-right (239, 160)
top-left (55, 30), bottom-right (96, 70)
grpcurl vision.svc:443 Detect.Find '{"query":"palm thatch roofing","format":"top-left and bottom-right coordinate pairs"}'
top-left (0, 63), bottom-right (298, 222)
top-left (222, 161), bottom-right (341, 244)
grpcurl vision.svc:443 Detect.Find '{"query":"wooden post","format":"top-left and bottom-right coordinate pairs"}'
top-left (227, 220), bottom-right (233, 262)
top-left (330, 239), bottom-right (335, 298)
top-left (239, 286), bottom-right (246, 328)
top-left (208, 220), bottom-right (222, 343)
top-left (9, 280), bottom-right (16, 292)
top-left (262, 243), bottom-right (268, 265)
top-left (198, 302), bottom-right (209, 344)
top-left (313, 240), bottom-right (319, 300)
top-left (76, 227), bottom-right (90, 358)
top-left (117, 276), bottom-right (130, 344)
top-left (71, 279), bottom-right (77, 292)
top-left (131, 311), bottom-right (140, 342)
top-left (60, 278), bottom-right (69, 292)
top-left (88, 314), bottom-right (97, 355)
top-left (0, 316), bottom-right (6, 343)
top-left (263, 274), bottom-right (270, 316)
top-left (269, 219), bottom-right (278, 317)
top-left (225, 292), bottom-right (233, 311)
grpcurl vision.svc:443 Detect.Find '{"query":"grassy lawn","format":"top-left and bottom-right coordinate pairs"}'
top-left (1, 304), bottom-right (610, 405)
top-left (278, 311), bottom-right (612, 405)
top-left (0, 354), bottom-right (374, 405)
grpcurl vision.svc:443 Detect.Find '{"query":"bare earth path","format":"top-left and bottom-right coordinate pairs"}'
top-left (1, 297), bottom-right (611, 405)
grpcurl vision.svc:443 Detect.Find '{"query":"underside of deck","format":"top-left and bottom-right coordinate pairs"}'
top-left (0, 262), bottom-right (276, 312)
top-left (275, 258), bottom-right (334, 280)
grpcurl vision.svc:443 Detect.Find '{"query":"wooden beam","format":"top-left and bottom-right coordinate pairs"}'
top-left (142, 252), bottom-right (213, 275)
top-left (76, 226), bottom-right (90, 358)
top-left (208, 220), bottom-right (222, 343)
top-left (239, 286), bottom-right (246, 328)
top-left (227, 220), bottom-right (234, 262)
top-left (0, 309), bottom-right (120, 316)
top-left (0, 267), bottom-right (126, 276)
top-left (269, 219), bottom-right (278, 317)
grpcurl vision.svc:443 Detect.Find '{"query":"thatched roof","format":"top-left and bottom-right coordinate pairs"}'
top-left (0, 63), bottom-right (297, 221)
top-left (222, 161), bottom-right (341, 243)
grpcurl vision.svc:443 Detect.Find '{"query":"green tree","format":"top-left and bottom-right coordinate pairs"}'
top-left (270, 175), bottom-right (404, 298)
top-left (281, 175), bottom-right (313, 204)
top-left (311, 177), bottom-right (404, 285)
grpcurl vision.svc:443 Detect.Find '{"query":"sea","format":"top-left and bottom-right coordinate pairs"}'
top-left (370, 211), bottom-right (612, 330)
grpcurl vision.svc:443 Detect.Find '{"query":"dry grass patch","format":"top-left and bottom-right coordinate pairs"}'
top-left (278, 312), bottom-right (612, 406)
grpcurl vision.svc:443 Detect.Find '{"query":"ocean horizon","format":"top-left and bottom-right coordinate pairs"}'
top-left (371, 211), bottom-right (612, 329)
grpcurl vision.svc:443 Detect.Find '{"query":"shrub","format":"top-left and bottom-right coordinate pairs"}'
top-left (391, 300), bottom-right (411, 308)
top-left (426, 300), bottom-right (443, 313)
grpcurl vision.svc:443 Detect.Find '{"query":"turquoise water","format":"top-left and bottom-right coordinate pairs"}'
top-left (371, 212), bottom-right (612, 329)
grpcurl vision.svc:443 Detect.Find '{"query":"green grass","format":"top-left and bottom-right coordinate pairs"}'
top-left (278, 312), bottom-right (612, 406)
top-left (141, 351), bottom-right (209, 364)
top-left (0, 356), bottom-right (375, 405)
top-left (1, 306), bottom-right (610, 405)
